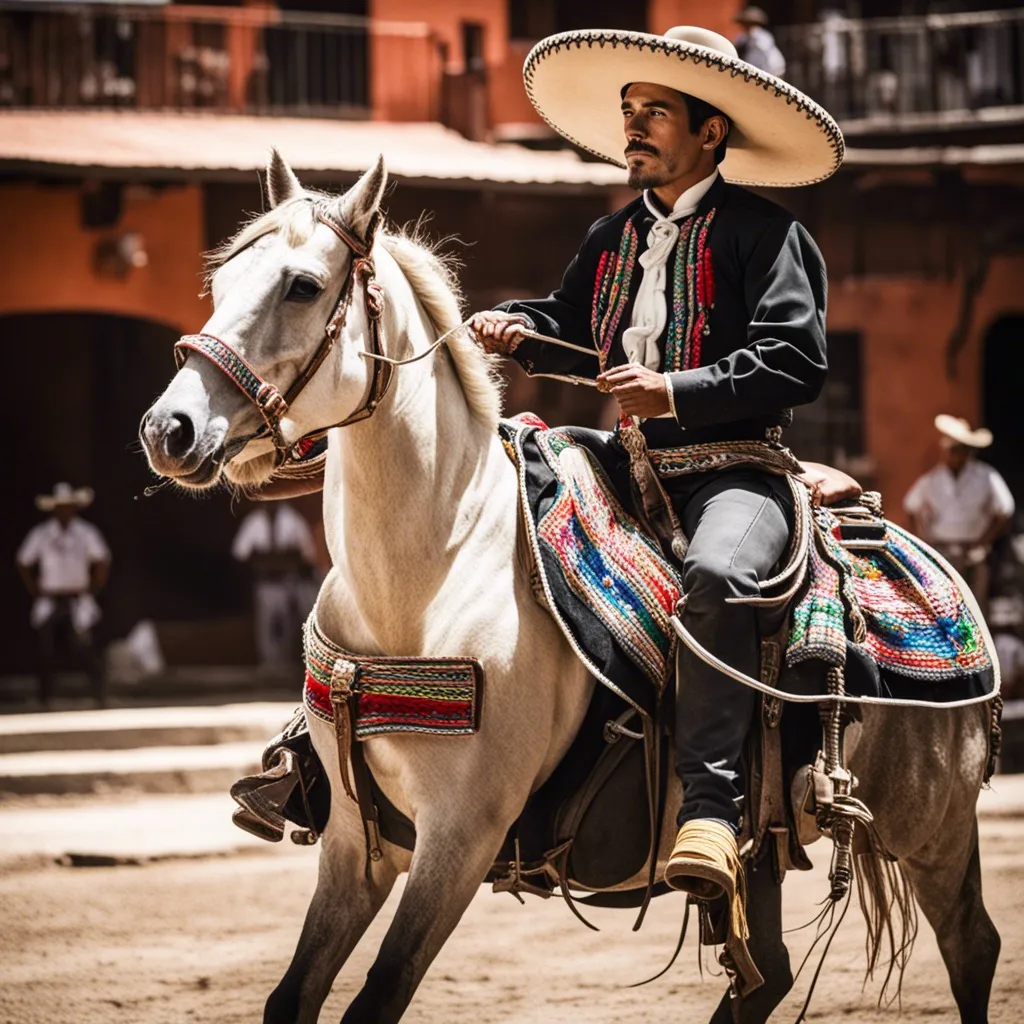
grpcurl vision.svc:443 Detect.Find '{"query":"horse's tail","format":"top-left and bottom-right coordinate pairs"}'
top-left (855, 824), bottom-right (919, 1007)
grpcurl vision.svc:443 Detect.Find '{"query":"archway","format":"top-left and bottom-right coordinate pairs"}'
top-left (2, 312), bottom-right (249, 676)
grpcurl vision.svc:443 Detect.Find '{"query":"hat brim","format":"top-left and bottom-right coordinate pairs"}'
top-left (935, 414), bottom-right (992, 449)
top-left (36, 489), bottom-right (94, 511)
top-left (524, 30), bottom-right (844, 188)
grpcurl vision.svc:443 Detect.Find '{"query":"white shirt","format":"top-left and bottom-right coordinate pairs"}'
top-left (18, 517), bottom-right (110, 593)
top-left (622, 169), bottom-right (720, 375)
top-left (903, 461), bottom-right (1015, 544)
top-left (18, 517), bottom-right (110, 631)
top-left (232, 506), bottom-right (316, 564)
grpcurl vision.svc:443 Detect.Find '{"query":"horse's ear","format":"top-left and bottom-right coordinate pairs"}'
top-left (266, 148), bottom-right (303, 207)
top-left (336, 155), bottom-right (387, 241)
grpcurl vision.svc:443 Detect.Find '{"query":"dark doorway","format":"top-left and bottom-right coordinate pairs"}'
top-left (983, 315), bottom-right (1024, 524)
top-left (2, 313), bottom-right (249, 675)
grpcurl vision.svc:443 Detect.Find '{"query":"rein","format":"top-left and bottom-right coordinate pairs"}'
top-left (174, 201), bottom-right (600, 467)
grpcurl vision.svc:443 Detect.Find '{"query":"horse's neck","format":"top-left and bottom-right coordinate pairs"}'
top-left (322, 270), bottom-right (513, 653)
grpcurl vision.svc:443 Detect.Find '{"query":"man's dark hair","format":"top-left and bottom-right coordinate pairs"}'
top-left (620, 85), bottom-right (731, 165)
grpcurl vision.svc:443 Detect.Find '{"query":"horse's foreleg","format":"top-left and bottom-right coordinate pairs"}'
top-left (339, 814), bottom-right (509, 1024)
top-left (904, 817), bottom-right (999, 1024)
top-left (265, 816), bottom-right (400, 1024)
top-left (708, 851), bottom-right (793, 1024)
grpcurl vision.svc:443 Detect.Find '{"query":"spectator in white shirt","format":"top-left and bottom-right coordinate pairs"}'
top-left (232, 503), bottom-right (319, 667)
top-left (904, 415), bottom-right (1015, 617)
top-left (16, 483), bottom-right (111, 707)
top-left (734, 7), bottom-right (787, 79)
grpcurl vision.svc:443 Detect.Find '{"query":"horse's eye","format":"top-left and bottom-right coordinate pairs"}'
top-left (285, 276), bottom-right (323, 303)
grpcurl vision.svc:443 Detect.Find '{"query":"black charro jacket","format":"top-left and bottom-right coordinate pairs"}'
top-left (497, 174), bottom-right (828, 449)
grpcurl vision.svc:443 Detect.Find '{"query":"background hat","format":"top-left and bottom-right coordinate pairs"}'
top-left (934, 414), bottom-right (993, 449)
top-left (523, 25), bottom-right (844, 188)
top-left (35, 482), bottom-right (94, 511)
top-left (734, 7), bottom-right (770, 26)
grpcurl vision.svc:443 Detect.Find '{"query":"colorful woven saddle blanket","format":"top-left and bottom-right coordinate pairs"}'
top-left (501, 415), bottom-right (680, 717)
top-left (783, 504), bottom-right (997, 705)
top-left (501, 414), bottom-right (997, 711)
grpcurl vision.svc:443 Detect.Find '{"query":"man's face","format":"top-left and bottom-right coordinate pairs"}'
top-left (54, 504), bottom-right (77, 526)
top-left (941, 439), bottom-right (971, 472)
top-left (621, 83), bottom-right (706, 191)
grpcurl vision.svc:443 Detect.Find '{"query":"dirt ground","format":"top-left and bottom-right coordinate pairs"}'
top-left (2, 819), bottom-right (1023, 1024)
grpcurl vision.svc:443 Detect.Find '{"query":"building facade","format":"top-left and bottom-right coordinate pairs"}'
top-left (1, 0), bottom-right (1022, 673)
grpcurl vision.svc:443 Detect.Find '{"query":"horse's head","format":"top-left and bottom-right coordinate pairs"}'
top-left (140, 151), bottom-right (387, 490)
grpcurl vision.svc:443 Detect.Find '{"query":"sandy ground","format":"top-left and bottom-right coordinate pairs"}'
top-left (2, 819), bottom-right (1023, 1024)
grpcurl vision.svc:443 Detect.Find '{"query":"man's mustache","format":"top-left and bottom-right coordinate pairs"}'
top-left (625, 141), bottom-right (659, 157)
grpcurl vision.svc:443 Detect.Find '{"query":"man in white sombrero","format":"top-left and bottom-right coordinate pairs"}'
top-left (17, 482), bottom-right (111, 706)
top-left (470, 27), bottom-right (841, 913)
top-left (905, 415), bottom-right (1014, 617)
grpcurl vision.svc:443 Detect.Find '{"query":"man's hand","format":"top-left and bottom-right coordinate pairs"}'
top-left (467, 312), bottom-right (530, 355)
top-left (597, 363), bottom-right (671, 418)
top-left (795, 461), bottom-right (861, 507)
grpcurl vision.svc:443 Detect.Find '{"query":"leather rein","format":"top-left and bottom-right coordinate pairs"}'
top-left (173, 202), bottom-right (391, 466)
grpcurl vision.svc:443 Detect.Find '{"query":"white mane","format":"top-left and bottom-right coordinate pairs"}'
top-left (208, 195), bottom-right (504, 429)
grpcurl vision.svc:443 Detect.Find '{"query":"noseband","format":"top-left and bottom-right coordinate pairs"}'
top-left (173, 202), bottom-right (392, 466)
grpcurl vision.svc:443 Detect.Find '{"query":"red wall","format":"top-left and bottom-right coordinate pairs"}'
top-left (831, 254), bottom-right (1024, 521)
top-left (0, 183), bottom-right (209, 332)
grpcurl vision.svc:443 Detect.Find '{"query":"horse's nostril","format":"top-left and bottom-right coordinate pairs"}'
top-left (163, 413), bottom-right (196, 459)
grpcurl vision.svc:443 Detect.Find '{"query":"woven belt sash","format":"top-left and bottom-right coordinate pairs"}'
top-left (647, 439), bottom-right (803, 479)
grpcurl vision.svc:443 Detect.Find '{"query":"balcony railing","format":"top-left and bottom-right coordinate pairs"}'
top-left (0, 3), bottom-right (438, 118)
top-left (776, 7), bottom-right (1024, 130)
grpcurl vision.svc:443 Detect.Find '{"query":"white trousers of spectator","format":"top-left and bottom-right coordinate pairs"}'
top-left (253, 577), bottom-right (318, 666)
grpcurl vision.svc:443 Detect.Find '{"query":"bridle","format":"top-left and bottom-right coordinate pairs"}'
top-left (173, 200), bottom-right (393, 466)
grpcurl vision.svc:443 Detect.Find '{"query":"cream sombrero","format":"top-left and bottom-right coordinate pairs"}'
top-left (36, 481), bottom-right (94, 511)
top-left (934, 414), bottom-right (993, 449)
top-left (523, 26), bottom-right (844, 188)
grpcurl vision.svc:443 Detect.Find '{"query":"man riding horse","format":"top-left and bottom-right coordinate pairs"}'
top-left (469, 25), bottom-right (842, 915)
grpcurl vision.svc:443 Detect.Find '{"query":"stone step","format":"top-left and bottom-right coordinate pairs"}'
top-left (0, 741), bottom-right (264, 799)
top-left (0, 701), bottom-right (295, 754)
top-left (0, 792), bottom-right (292, 866)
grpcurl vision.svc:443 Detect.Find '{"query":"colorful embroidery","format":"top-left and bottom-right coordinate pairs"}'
top-left (591, 220), bottom-right (639, 361)
top-left (787, 512), bottom-right (991, 681)
top-left (302, 615), bottom-right (481, 737)
top-left (593, 209), bottom-right (716, 372)
top-left (534, 430), bottom-right (681, 685)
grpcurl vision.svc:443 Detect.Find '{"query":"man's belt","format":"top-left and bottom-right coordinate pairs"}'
top-left (647, 439), bottom-right (804, 480)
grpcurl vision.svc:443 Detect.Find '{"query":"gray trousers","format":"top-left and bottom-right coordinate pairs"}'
top-left (666, 469), bottom-right (794, 831)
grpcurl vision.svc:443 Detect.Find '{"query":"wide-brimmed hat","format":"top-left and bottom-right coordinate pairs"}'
top-left (734, 7), bottom-right (770, 27)
top-left (523, 25), bottom-right (844, 188)
top-left (35, 482), bottom-right (94, 511)
top-left (934, 414), bottom-right (993, 449)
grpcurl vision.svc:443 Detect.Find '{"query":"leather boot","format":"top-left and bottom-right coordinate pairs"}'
top-left (665, 819), bottom-right (741, 903)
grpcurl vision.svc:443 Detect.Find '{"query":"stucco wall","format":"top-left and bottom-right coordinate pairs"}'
top-left (830, 254), bottom-right (1024, 521)
top-left (0, 182), bottom-right (209, 333)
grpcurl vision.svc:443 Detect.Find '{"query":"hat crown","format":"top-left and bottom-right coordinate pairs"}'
top-left (663, 26), bottom-right (738, 61)
top-left (53, 482), bottom-right (74, 498)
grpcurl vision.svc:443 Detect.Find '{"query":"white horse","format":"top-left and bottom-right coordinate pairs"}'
top-left (140, 153), bottom-right (998, 1024)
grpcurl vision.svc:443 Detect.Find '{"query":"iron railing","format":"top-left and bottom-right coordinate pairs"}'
top-left (776, 7), bottom-right (1024, 129)
top-left (0, 3), bottom-right (436, 117)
